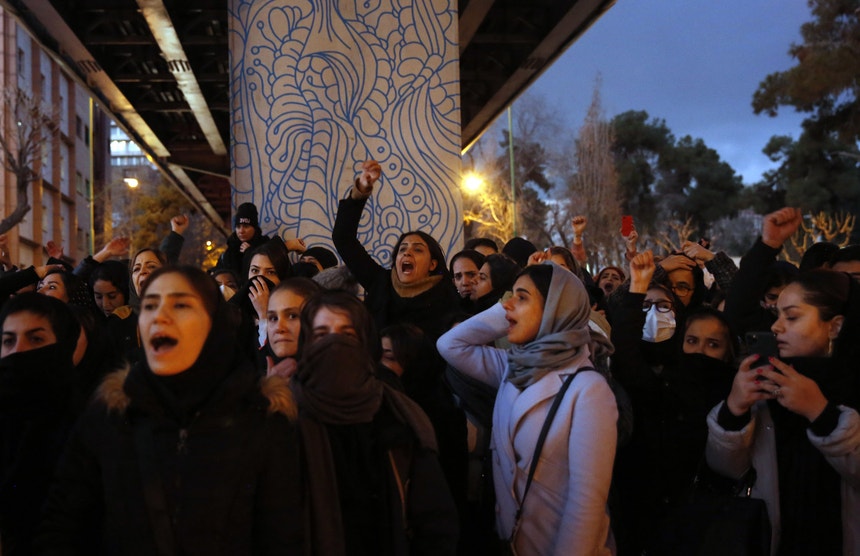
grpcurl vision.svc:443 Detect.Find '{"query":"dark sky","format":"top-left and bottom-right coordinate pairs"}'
top-left (527, 0), bottom-right (812, 184)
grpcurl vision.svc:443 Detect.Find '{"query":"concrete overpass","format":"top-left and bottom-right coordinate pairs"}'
top-left (3, 0), bottom-right (614, 233)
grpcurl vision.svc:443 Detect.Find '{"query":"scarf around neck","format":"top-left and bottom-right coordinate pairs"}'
top-left (390, 269), bottom-right (443, 299)
top-left (293, 334), bottom-right (437, 556)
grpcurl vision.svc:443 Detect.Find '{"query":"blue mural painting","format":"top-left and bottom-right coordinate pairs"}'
top-left (229, 0), bottom-right (462, 267)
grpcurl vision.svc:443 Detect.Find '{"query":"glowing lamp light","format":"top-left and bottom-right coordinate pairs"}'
top-left (462, 172), bottom-right (485, 194)
top-left (123, 177), bottom-right (139, 188)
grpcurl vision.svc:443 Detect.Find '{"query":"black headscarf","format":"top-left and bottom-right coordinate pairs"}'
top-left (137, 291), bottom-right (245, 426)
top-left (292, 334), bottom-right (437, 556)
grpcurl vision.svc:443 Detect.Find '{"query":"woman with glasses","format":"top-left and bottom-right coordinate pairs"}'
top-left (655, 252), bottom-right (707, 309)
top-left (609, 251), bottom-right (739, 555)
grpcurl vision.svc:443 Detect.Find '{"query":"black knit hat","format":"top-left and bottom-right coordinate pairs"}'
top-left (502, 237), bottom-right (536, 268)
top-left (234, 202), bottom-right (260, 229)
top-left (302, 246), bottom-right (338, 269)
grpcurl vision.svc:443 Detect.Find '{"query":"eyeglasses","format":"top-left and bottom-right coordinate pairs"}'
top-left (642, 300), bottom-right (673, 313)
top-left (671, 283), bottom-right (692, 295)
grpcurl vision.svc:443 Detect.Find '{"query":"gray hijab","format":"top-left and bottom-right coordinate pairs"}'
top-left (506, 262), bottom-right (594, 389)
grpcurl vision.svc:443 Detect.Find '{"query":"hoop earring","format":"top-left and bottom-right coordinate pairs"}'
top-left (827, 337), bottom-right (835, 358)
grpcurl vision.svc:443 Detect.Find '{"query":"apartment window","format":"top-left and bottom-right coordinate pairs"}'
top-left (59, 76), bottom-right (69, 132)
top-left (42, 191), bottom-right (55, 241)
top-left (60, 143), bottom-right (70, 196)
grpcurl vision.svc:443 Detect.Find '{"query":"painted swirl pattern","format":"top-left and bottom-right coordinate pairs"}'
top-left (229, 0), bottom-right (462, 267)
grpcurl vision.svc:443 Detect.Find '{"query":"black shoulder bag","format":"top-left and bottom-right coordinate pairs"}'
top-left (657, 460), bottom-right (771, 556)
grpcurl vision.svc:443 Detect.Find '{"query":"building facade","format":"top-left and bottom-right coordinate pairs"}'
top-left (0, 8), bottom-right (108, 267)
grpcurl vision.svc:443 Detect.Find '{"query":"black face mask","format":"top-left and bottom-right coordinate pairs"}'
top-left (0, 343), bottom-right (76, 416)
top-left (668, 352), bottom-right (736, 413)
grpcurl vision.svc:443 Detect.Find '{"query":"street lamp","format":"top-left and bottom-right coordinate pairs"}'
top-left (462, 172), bottom-right (485, 195)
top-left (122, 169), bottom-right (139, 188)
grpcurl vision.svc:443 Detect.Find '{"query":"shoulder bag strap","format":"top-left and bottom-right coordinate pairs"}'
top-left (513, 368), bottom-right (589, 528)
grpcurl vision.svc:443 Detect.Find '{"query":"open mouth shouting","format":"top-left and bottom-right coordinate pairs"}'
top-left (149, 334), bottom-right (179, 354)
top-left (394, 234), bottom-right (438, 284)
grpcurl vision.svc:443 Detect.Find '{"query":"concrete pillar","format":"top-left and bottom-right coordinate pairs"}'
top-left (229, 0), bottom-right (463, 267)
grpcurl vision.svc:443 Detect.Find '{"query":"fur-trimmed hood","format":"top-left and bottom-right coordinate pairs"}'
top-left (96, 367), bottom-right (297, 422)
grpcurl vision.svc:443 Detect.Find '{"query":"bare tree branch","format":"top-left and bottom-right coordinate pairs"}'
top-left (0, 87), bottom-right (59, 235)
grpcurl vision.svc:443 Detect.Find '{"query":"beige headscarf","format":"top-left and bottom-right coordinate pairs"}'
top-left (506, 262), bottom-right (603, 389)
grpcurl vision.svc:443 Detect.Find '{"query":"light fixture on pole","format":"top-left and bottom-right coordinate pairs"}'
top-left (462, 172), bottom-right (485, 195)
top-left (122, 169), bottom-right (139, 188)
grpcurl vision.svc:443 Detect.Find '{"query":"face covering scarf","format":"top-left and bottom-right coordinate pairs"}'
top-left (642, 306), bottom-right (676, 343)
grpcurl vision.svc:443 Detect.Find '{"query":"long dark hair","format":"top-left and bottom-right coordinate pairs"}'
top-left (243, 238), bottom-right (293, 284)
top-left (271, 277), bottom-right (323, 301)
top-left (90, 260), bottom-right (130, 305)
top-left (392, 231), bottom-right (449, 279)
top-left (790, 269), bottom-right (856, 358)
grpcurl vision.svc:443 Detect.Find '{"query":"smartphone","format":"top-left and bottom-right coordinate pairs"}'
top-left (745, 331), bottom-right (779, 360)
top-left (621, 215), bottom-right (634, 237)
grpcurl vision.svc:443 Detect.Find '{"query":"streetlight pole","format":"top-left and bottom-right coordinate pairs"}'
top-left (507, 106), bottom-right (516, 237)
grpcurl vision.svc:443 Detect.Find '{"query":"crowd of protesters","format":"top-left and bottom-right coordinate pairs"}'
top-left (0, 158), bottom-right (859, 555)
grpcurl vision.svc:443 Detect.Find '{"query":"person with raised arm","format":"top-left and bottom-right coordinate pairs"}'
top-left (437, 262), bottom-right (617, 555)
top-left (331, 160), bottom-right (459, 342)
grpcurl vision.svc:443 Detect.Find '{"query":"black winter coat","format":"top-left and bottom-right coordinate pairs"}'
top-left (36, 364), bottom-right (303, 556)
top-left (724, 238), bottom-right (781, 337)
top-left (217, 232), bottom-right (270, 280)
top-left (609, 291), bottom-right (735, 555)
top-left (0, 345), bottom-right (79, 555)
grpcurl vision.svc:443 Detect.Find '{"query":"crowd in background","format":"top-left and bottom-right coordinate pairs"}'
top-left (1, 159), bottom-right (859, 555)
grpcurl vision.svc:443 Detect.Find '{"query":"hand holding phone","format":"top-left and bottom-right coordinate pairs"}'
top-left (745, 331), bottom-right (779, 361)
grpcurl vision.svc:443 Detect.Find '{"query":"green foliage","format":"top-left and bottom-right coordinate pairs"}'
top-left (752, 0), bottom-right (860, 144)
top-left (611, 111), bottom-right (674, 232)
top-left (128, 182), bottom-right (227, 267)
top-left (749, 0), bottom-right (860, 242)
top-left (660, 135), bottom-right (743, 231)
top-left (749, 129), bottom-right (860, 232)
top-left (131, 184), bottom-right (192, 252)
top-left (610, 110), bottom-right (743, 236)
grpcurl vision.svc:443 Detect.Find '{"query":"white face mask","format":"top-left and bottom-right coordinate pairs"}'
top-left (642, 306), bottom-right (676, 343)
